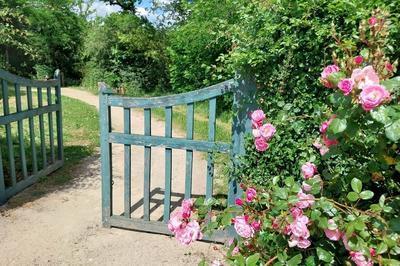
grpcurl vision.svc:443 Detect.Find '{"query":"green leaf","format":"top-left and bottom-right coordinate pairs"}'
top-left (385, 119), bottom-right (400, 142)
top-left (316, 247), bottom-right (333, 263)
top-left (351, 178), bottom-right (362, 193)
top-left (379, 195), bottom-right (386, 207)
top-left (381, 76), bottom-right (400, 92)
top-left (287, 254), bottom-right (302, 266)
top-left (327, 72), bottom-right (346, 87)
top-left (245, 253), bottom-right (260, 266)
top-left (198, 259), bottom-right (206, 266)
top-left (359, 190), bottom-right (374, 200)
top-left (371, 106), bottom-right (391, 125)
top-left (396, 162), bottom-right (400, 173)
top-left (305, 256), bottom-right (316, 266)
top-left (329, 118), bottom-right (347, 134)
top-left (376, 242), bottom-right (388, 254)
top-left (347, 192), bottom-right (359, 202)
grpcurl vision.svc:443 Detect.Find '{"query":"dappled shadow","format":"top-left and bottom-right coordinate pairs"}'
top-left (121, 187), bottom-right (227, 222)
top-left (0, 145), bottom-right (101, 211)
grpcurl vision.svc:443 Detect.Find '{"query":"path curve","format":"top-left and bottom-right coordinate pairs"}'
top-left (0, 88), bottom-right (221, 266)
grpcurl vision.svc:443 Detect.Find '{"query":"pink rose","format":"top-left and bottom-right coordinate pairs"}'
top-left (235, 198), bottom-right (243, 206)
top-left (168, 210), bottom-right (184, 233)
top-left (319, 115), bottom-right (336, 134)
top-left (252, 128), bottom-right (261, 138)
top-left (181, 199), bottom-right (193, 219)
top-left (246, 187), bottom-right (257, 202)
top-left (323, 135), bottom-right (338, 148)
top-left (251, 220), bottom-right (261, 231)
top-left (350, 251), bottom-right (373, 266)
top-left (259, 123), bottom-right (276, 141)
top-left (359, 84), bottom-right (390, 111)
top-left (301, 162), bottom-right (317, 179)
top-left (342, 234), bottom-right (351, 251)
top-left (251, 110), bottom-right (265, 128)
top-left (370, 248), bottom-right (376, 257)
top-left (320, 65), bottom-right (340, 88)
top-left (302, 181), bottom-right (312, 192)
top-left (313, 139), bottom-right (330, 155)
top-left (386, 62), bottom-right (393, 72)
top-left (233, 216), bottom-right (254, 238)
top-left (351, 66), bottom-right (380, 89)
top-left (290, 207), bottom-right (303, 219)
top-left (354, 55), bottom-right (363, 65)
top-left (296, 191), bottom-right (315, 209)
top-left (338, 78), bottom-right (355, 96)
top-left (175, 221), bottom-right (203, 245)
top-left (368, 16), bottom-right (377, 26)
top-left (324, 219), bottom-right (342, 241)
top-left (283, 224), bottom-right (291, 235)
top-left (290, 216), bottom-right (310, 238)
top-left (254, 137), bottom-right (269, 152)
top-left (288, 235), bottom-right (311, 249)
top-left (232, 246), bottom-right (239, 255)
top-left (272, 218), bottom-right (280, 230)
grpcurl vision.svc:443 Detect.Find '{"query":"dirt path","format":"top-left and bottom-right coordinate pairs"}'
top-left (0, 88), bottom-right (222, 265)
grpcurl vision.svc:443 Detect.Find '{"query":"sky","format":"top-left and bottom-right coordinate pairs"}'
top-left (91, 0), bottom-right (168, 23)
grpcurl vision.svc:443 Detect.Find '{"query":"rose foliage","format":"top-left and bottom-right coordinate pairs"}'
top-left (169, 11), bottom-right (400, 266)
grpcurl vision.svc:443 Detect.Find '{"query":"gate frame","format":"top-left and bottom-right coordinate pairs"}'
top-left (0, 69), bottom-right (64, 204)
top-left (99, 72), bottom-right (256, 238)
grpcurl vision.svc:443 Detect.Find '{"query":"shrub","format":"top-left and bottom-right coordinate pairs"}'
top-left (168, 11), bottom-right (400, 265)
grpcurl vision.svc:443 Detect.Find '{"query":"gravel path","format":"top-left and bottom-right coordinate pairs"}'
top-left (0, 88), bottom-right (222, 266)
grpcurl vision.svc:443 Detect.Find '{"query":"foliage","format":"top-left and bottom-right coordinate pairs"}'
top-left (81, 13), bottom-right (169, 95)
top-left (169, 11), bottom-right (400, 265)
top-left (0, 0), bottom-right (85, 82)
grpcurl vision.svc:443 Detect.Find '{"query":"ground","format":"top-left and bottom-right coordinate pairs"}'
top-left (0, 88), bottom-right (223, 266)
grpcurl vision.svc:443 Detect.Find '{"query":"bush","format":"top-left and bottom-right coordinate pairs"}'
top-left (168, 10), bottom-right (400, 266)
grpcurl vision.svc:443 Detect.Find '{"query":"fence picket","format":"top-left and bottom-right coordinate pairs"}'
top-left (124, 108), bottom-right (131, 218)
top-left (143, 108), bottom-right (151, 221)
top-left (163, 106), bottom-right (172, 222)
top-left (47, 87), bottom-right (55, 163)
top-left (37, 87), bottom-right (47, 169)
top-left (0, 69), bottom-right (63, 204)
top-left (15, 83), bottom-right (28, 179)
top-left (26, 86), bottom-right (38, 174)
top-left (184, 103), bottom-right (194, 199)
top-left (206, 98), bottom-right (216, 199)
top-left (55, 76), bottom-right (63, 161)
top-left (2, 80), bottom-right (16, 187)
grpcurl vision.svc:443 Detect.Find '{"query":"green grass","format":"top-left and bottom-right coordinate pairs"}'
top-left (0, 90), bottom-right (99, 188)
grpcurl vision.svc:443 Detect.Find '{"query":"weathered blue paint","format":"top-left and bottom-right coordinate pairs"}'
top-left (47, 87), bottom-right (55, 163)
top-left (99, 73), bottom-right (256, 240)
top-left (163, 106), bottom-right (172, 222)
top-left (143, 108), bottom-right (152, 221)
top-left (206, 97), bottom-right (216, 200)
top-left (184, 103), bottom-right (194, 199)
top-left (27, 86), bottom-right (38, 174)
top-left (0, 69), bottom-right (63, 205)
top-left (124, 107), bottom-right (131, 218)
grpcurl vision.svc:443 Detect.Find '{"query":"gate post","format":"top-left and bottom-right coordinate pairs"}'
top-left (228, 71), bottom-right (257, 205)
top-left (54, 69), bottom-right (64, 162)
top-left (99, 82), bottom-right (113, 227)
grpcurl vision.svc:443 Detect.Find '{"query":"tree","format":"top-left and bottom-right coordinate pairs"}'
top-left (72, 0), bottom-right (95, 19)
top-left (101, 0), bottom-right (140, 13)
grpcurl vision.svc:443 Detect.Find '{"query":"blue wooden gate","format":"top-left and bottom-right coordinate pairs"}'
top-left (0, 69), bottom-right (64, 204)
top-left (99, 73), bottom-right (256, 237)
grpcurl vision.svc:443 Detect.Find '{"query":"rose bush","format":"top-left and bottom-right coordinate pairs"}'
top-left (169, 11), bottom-right (400, 265)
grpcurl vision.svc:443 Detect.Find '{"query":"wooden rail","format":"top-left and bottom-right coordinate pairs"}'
top-left (99, 73), bottom-right (257, 238)
top-left (0, 69), bottom-right (63, 204)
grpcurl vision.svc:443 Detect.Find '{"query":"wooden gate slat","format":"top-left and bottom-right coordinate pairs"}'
top-left (163, 106), bottom-right (172, 222)
top-left (184, 103), bottom-right (194, 199)
top-left (206, 97), bottom-right (216, 199)
top-left (55, 78), bottom-right (63, 161)
top-left (2, 80), bottom-right (17, 187)
top-left (123, 107), bottom-right (131, 218)
top-left (37, 87), bottom-right (47, 169)
top-left (15, 83), bottom-right (28, 179)
top-left (27, 86), bottom-right (38, 174)
top-left (47, 87), bottom-right (55, 163)
top-left (143, 108), bottom-right (151, 221)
